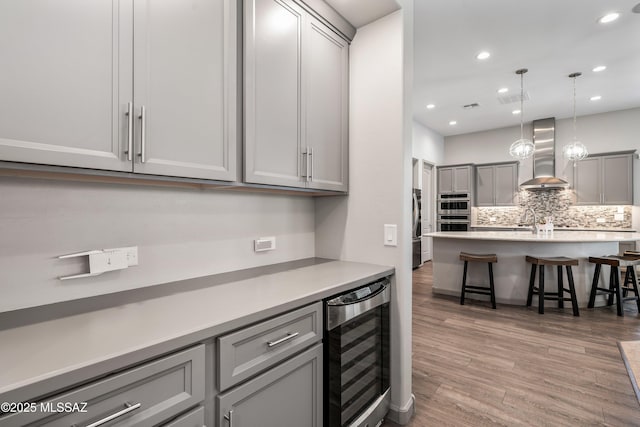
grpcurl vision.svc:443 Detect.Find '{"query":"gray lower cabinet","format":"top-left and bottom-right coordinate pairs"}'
top-left (1, 345), bottom-right (205, 427)
top-left (217, 344), bottom-right (323, 427)
top-left (573, 152), bottom-right (634, 205)
top-left (244, 0), bottom-right (349, 191)
top-left (0, 0), bottom-right (238, 181)
top-left (163, 406), bottom-right (205, 427)
top-left (475, 162), bottom-right (518, 206)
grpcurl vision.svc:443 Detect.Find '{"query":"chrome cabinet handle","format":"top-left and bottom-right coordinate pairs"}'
top-left (308, 147), bottom-right (313, 182)
top-left (301, 148), bottom-right (309, 181)
top-left (125, 102), bottom-right (133, 161)
top-left (267, 332), bottom-right (299, 347)
top-left (138, 105), bottom-right (146, 163)
top-left (224, 410), bottom-right (233, 427)
top-left (84, 402), bottom-right (141, 427)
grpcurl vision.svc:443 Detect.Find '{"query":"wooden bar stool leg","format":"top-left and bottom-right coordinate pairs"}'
top-left (538, 265), bottom-right (545, 314)
top-left (460, 260), bottom-right (468, 306)
top-left (527, 264), bottom-right (537, 307)
top-left (628, 268), bottom-right (640, 312)
top-left (557, 265), bottom-right (564, 309)
top-left (588, 263), bottom-right (601, 308)
top-left (566, 266), bottom-right (579, 316)
top-left (608, 267), bottom-right (615, 306)
top-left (613, 266), bottom-right (623, 317)
top-left (488, 262), bottom-right (496, 309)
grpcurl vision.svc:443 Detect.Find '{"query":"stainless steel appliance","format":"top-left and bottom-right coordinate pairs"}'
top-left (437, 193), bottom-right (470, 231)
top-left (325, 277), bottom-right (391, 427)
top-left (412, 189), bottom-right (422, 268)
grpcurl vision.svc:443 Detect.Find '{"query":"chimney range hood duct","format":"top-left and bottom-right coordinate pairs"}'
top-left (519, 117), bottom-right (570, 190)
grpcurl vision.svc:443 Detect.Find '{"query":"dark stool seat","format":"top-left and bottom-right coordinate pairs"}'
top-left (588, 255), bottom-right (640, 316)
top-left (526, 256), bottom-right (579, 316)
top-left (459, 252), bottom-right (497, 309)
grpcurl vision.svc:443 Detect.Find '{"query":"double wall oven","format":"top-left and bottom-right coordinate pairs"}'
top-left (437, 193), bottom-right (470, 231)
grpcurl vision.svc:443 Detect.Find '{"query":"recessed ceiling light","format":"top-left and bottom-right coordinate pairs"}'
top-left (449, 120), bottom-right (457, 126)
top-left (590, 95), bottom-right (602, 101)
top-left (476, 51), bottom-right (490, 60)
top-left (592, 65), bottom-right (607, 72)
top-left (426, 104), bottom-right (435, 109)
top-left (512, 109), bottom-right (521, 115)
top-left (498, 88), bottom-right (509, 94)
top-left (598, 12), bottom-right (620, 23)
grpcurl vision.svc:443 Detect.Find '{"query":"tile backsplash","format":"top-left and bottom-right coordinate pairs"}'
top-left (474, 188), bottom-right (633, 229)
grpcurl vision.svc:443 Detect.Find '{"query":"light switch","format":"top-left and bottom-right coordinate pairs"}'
top-left (614, 213), bottom-right (624, 221)
top-left (384, 224), bottom-right (397, 247)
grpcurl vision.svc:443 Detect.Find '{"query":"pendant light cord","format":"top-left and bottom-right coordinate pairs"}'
top-left (572, 75), bottom-right (577, 141)
top-left (520, 72), bottom-right (524, 139)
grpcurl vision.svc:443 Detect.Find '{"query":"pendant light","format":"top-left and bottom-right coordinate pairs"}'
top-left (509, 69), bottom-right (534, 160)
top-left (562, 72), bottom-right (588, 163)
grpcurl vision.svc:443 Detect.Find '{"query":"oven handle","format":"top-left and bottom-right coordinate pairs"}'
top-left (326, 282), bottom-right (390, 331)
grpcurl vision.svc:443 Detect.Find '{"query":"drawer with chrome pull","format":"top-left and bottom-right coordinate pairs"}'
top-left (217, 302), bottom-right (322, 391)
top-left (0, 345), bottom-right (205, 427)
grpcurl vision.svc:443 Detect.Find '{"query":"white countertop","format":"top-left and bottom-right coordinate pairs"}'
top-left (427, 230), bottom-right (640, 243)
top-left (0, 260), bottom-right (393, 401)
top-left (470, 225), bottom-right (637, 232)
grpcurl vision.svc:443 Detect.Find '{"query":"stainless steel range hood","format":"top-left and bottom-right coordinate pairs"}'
top-left (520, 117), bottom-right (570, 190)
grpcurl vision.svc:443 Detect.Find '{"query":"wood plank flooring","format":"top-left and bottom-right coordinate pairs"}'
top-left (385, 262), bottom-right (640, 426)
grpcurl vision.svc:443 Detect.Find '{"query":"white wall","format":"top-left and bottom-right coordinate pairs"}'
top-left (0, 178), bottom-right (315, 312)
top-left (315, 5), bottom-right (414, 422)
top-left (412, 120), bottom-right (444, 165)
top-left (444, 107), bottom-right (640, 205)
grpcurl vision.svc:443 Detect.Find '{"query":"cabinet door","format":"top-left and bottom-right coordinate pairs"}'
top-left (475, 165), bottom-right (494, 206)
top-left (132, 0), bottom-right (238, 180)
top-left (305, 19), bottom-right (349, 192)
top-left (453, 166), bottom-right (471, 192)
top-left (602, 154), bottom-right (633, 205)
top-left (244, 0), bottom-right (305, 188)
top-left (494, 163), bottom-right (518, 206)
top-left (438, 168), bottom-right (453, 193)
top-left (0, 0), bottom-right (132, 171)
top-left (573, 157), bottom-right (601, 205)
top-left (217, 344), bottom-right (322, 427)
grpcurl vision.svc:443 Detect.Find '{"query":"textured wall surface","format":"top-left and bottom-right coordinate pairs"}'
top-left (475, 188), bottom-right (633, 229)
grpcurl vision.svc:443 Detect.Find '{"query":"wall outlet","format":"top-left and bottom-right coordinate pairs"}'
top-left (106, 246), bottom-right (139, 266)
top-left (614, 213), bottom-right (624, 221)
top-left (596, 218), bottom-right (606, 223)
top-left (489, 217), bottom-right (497, 223)
top-left (617, 206), bottom-right (624, 214)
top-left (255, 236), bottom-right (276, 252)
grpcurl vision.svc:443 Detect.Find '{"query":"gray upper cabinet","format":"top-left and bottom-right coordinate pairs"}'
top-left (0, 0), bottom-right (131, 172)
top-left (132, 0), bottom-right (238, 180)
top-left (244, 0), bottom-right (349, 191)
top-left (0, 0), bottom-right (238, 181)
top-left (475, 162), bottom-right (518, 206)
top-left (305, 17), bottom-right (349, 191)
top-left (437, 165), bottom-right (472, 194)
top-left (574, 152), bottom-right (634, 205)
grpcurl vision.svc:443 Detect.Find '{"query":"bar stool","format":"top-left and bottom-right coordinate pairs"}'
top-left (525, 256), bottom-right (579, 316)
top-left (459, 252), bottom-right (498, 309)
top-left (587, 255), bottom-right (640, 316)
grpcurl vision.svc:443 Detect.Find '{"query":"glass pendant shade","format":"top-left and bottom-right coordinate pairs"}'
top-left (564, 72), bottom-right (588, 163)
top-left (510, 138), bottom-right (535, 160)
top-left (563, 139), bottom-right (588, 161)
top-left (510, 68), bottom-right (533, 160)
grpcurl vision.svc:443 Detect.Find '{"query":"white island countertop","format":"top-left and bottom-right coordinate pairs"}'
top-left (427, 230), bottom-right (640, 243)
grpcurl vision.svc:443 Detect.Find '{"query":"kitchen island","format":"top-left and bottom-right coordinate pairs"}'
top-left (427, 231), bottom-right (640, 307)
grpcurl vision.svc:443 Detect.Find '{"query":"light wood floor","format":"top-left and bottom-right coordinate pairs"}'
top-left (386, 262), bottom-right (640, 426)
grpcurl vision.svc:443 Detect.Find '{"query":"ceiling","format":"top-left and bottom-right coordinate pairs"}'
top-left (325, 0), bottom-right (400, 28)
top-left (413, 0), bottom-right (640, 137)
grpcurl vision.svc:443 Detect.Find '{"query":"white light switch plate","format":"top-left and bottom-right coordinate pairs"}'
top-left (384, 224), bottom-right (397, 247)
top-left (596, 218), bottom-right (606, 223)
top-left (614, 213), bottom-right (624, 221)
